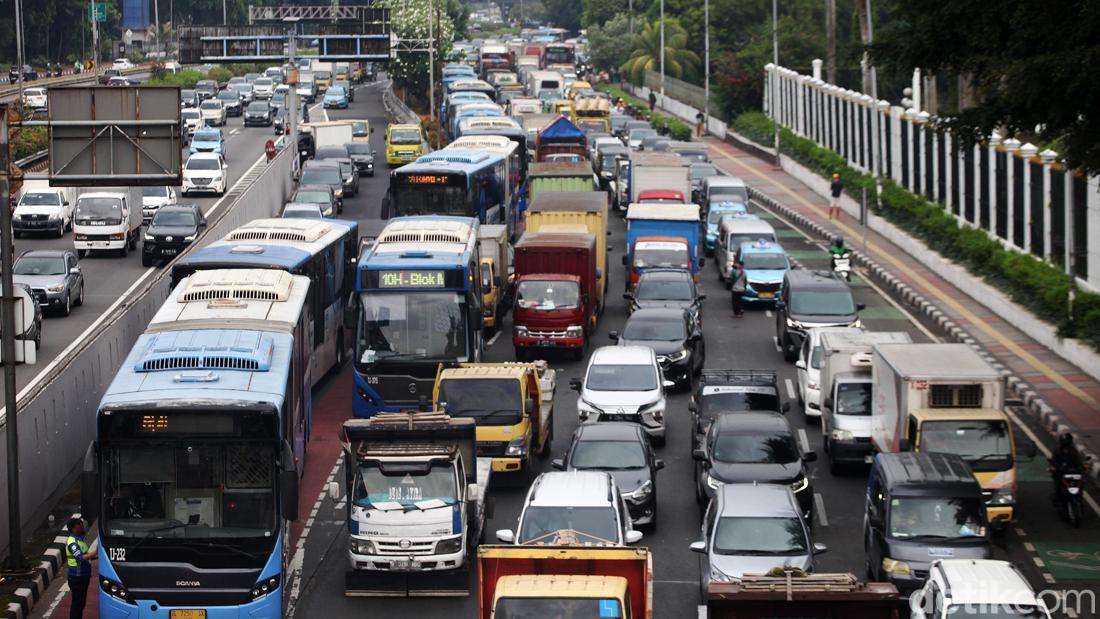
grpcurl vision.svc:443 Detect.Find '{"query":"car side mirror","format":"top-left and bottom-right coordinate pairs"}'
top-left (795, 359), bottom-right (806, 370)
top-left (552, 458), bottom-right (565, 471)
top-left (698, 293), bottom-right (706, 300)
top-left (662, 380), bottom-right (675, 389)
top-left (343, 292), bottom-right (359, 331)
top-left (813, 542), bottom-right (828, 555)
top-left (371, 127), bottom-right (375, 133)
top-left (655, 459), bottom-right (665, 470)
top-left (781, 402), bottom-right (791, 413)
top-left (803, 451), bottom-right (817, 462)
top-left (775, 300), bottom-right (785, 309)
top-left (608, 331), bottom-right (619, 341)
top-left (495, 529), bottom-right (516, 544)
top-left (899, 438), bottom-right (911, 452)
top-left (621, 255), bottom-right (627, 266)
top-left (524, 398), bottom-right (534, 415)
top-left (569, 377), bottom-right (582, 391)
top-left (692, 447), bottom-right (706, 461)
top-left (856, 302), bottom-right (866, 311)
top-left (689, 541), bottom-right (706, 554)
top-left (625, 530), bottom-right (643, 544)
top-left (69, 267), bottom-right (80, 275)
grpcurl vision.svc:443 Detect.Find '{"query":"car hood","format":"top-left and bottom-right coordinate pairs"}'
top-left (147, 224), bottom-right (197, 237)
top-left (619, 338), bottom-right (684, 356)
top-left (787, 313), bottom-right (858, 327)
top-left (744, 269), bottom-right (786, 283)
top-left (710, 552), bottom-right (812, 579)
top-left (14, 204), bottom-right (62, 216)
top-left (710, 461), bottom-right (802, 485)
top-left (884, 537), bottom-right (991, 571)
top-left (184, 168), bottom-right (221, 178)
top-left (13, 273), bottom-right (64, 289)
top-left (605, 468), bottom-right (650, 495)
top-left (581, 388), bottom-right (661, 410)
top-left (350, 154), bottom-right (374, 162)
top-left (245, 109), bottom-right (270, 115)
top-left (633, 299), bottom-right (694, 312)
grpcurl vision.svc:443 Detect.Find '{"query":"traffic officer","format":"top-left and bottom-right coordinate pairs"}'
top-left (65, 517), bottom-right (96, 619)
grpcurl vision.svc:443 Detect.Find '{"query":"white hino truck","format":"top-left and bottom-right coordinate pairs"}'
top-left (331, 411), bottom-right (492, 596)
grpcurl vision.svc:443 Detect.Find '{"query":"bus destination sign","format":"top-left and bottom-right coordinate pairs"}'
top-left (378, 270), bottom-right (447, 288)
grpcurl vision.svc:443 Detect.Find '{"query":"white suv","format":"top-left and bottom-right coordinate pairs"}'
top-left (495, 471), bottom-right (642, 546)
top-left (252, 77), bottom-right (275, 100)
top-left (199, 99), bottom-right (226, 127)
top-left (571, 345), bottom-right (672, 445)
top-left (911, 560), bottom-right (1052, 619)
top-left (182, 153), bottom-right (228, 196)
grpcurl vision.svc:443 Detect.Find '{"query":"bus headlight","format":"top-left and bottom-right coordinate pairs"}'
top-left (100, 576), bottom-right (133, 603)
top-left (250, 575), bottom-right (280, 598)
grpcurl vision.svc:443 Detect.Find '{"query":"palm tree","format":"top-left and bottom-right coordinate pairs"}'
top-left (620, 18), bottom-right (701, 86)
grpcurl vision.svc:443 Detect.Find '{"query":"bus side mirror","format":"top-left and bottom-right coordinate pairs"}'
top-left (81, 441), bottom-right (100, 524)
top-left (343, 292), bottom-right (358, 331)
top-left (524, 398), bottom-right (535, 415)
top-left (281, 441), bottom-right (300, 521)
top-left (380, 193), bottom-right (391, 220)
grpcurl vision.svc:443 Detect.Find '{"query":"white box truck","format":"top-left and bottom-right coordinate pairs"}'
top-left (72, 187), bottom-right (144, 257)
top-left (818, 330), bottom-right (911, 471)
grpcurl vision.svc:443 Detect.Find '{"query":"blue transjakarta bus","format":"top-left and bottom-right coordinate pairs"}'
top-left (84, 269), bottom-right (312, 619)
top-left (449, 133), bottom-right (528, 241)
top-left (384, 149), bottom-right (510, 226)
top-left (169, 217), bottom-right (359, 384)
top-left (352, 216), bottom-right (484, 417)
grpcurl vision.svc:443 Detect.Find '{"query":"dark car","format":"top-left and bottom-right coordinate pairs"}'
top-left (180, 89), bottom-right (199, 109)
top-left (624, 269), bottom-right (705, 319)
top-left (315, 147), bottom-right (359, 197)
top-left (216, 89), bottom-right (242, 116)
top-left (776, 270), bottom-right (864, 362)
top-left (344, 142), bottom-right (376, 176)
top-left (142, 204), bottom-right (206, 267)
top-left (194, 79), bottom-right (218, 101)
top-left (8, 283), bottom-right (42, 350)
top-left (9, 64), bottom-right (38, 82)
top-left (610, 308), bottom-right (704, 389)
top-left (291, 184), bottom-right (337, 218)
top-left (299, 161), bottom-right (344, 212)
top-left (243, 101), bottom-right (273, 126)
top-left (12, 249), bottom-right (84, 316)
top-left (689, 369), bottom-right (788, 450)
top-left (553, 423), bottom-right (664, 528)
top-left (97, 68), bottom-right (121, 85)
top-left (693, 412), bottom-right (816, 519)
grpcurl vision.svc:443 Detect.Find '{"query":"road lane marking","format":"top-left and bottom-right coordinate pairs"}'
top-left (287, 458), bottom-right (343, 617)
top-left (772, 336), bottom-right (782, 353)
top-left (765, 309), bottom-right (773, 318)
top-left (713, 142), bottom-right (1100, 413)
top-left (784, 378), bottom-right (796, 400)
top-left (487, 330), bottom-right (501, 346)
top-left (814, 492), bottom-right (828, 526)
top-left (797, 428), bottom-right (810, 453)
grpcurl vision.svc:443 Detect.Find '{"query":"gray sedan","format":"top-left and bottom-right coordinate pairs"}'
top-left (12, 249), bottom-right (84, 316)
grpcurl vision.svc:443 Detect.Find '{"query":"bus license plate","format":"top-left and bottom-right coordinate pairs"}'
top-left (759, 292), bottom-right (775, 299)
top-left (170, 611), bottom-right (206, 619)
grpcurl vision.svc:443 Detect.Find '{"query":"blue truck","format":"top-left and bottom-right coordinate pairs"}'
top-left (623, 203), bottom-right (702, 288)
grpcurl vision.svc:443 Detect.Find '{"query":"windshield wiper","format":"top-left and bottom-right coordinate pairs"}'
top-left (363, 351), bottom-right (432, 363)
top-left (968, 453), bottom-right (1011, 464)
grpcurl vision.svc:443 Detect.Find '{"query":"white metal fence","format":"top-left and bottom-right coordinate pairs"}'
top-left (764, 62), bottom-right (1100, 290)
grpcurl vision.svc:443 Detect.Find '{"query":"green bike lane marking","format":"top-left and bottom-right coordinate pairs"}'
top-left (1033, 542), bottom-right (1100, 581)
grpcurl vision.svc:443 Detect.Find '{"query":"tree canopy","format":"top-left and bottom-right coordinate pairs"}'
top-left (620, 18), bottom-right (700, 85)
top-left (586, 14), bottom-right (633, 72)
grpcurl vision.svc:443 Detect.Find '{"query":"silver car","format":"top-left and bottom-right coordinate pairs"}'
top-left (12, 249), bottom-right (84, 316)
top-left (690, 483), bottom-right (825, 598)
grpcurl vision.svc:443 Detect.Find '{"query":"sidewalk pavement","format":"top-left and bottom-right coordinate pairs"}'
top-left (702, 134), bottom-right (1100, 460)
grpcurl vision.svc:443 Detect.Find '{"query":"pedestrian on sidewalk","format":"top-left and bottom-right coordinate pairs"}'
top-left (828, 173), bottom-right (843, 220)
top-left (696, 112), bottom-right (705, 137)
top-left (648, 92), bottom-right (656, 111)
top-left (65, 517), bottom-right (96, 619)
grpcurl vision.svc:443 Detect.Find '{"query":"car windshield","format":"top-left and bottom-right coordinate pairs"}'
top-left (634, 247), bottom-right (688, 270)
top-left (691, 165), bottom-right (718, 180)
top-left (630, 129), bottom-right (656, 141)
top-left (711, 186), bottom-right (749, 202)
top-left (247, 102), bottom-right (268, 112)
top-left (742, 253), bottom-right (788, 271)
top-left (217, 92), bottom-right (235, 100)
top-left (182, 110), bottom-right (200, 120)
top-left (636, 279), bottom-right (693, 301)
top-left (709, 208), bottom-right (744, 224)
top-left (200, 101), bottom-right (220, 110)
top-left (193, 129), bottom-right (220, 142)
top-left (586, 363), bottom-right (657, 392)
top-left (142, 186), bottom-right (169, 198)
top-left (327, 86), bottom-right (346, 96)
top-left (888, 496), bottom-right (984, 539)
top-left (19, 192), bottom-right (60, 206)
top-left (835, 382), bottom-right (871, 415)
top-left (255, 78), bottom-right (272, 87)
top-left (789, 289), bottom-right (856, 316)
top-left (390, 129), bottom-right (421, 144)
top-left (712, 430), bottom-right (798, 464)
top-left (920, 420), bottom-right (1013, 472)
top-left (713, 517), bottom-right (807, 555)
top-left (572, 440), bottom-right (647, 469)
top-left (352, 122), bottom-right (369, 136)
top-left (300, 166), bottom-right (341, 186)
top-left (152, 211), bottom-right (197, 227)
top-left (356, 292), bottom-right (470, 364)
top-left (187, 157), bottom-right (220, 171)
top-left (516, 280), bottom-right (579, 310)
top-left (294, 190), bottom-right (329, 204)
top-left (622, 317), bottom-right (685, 342)
top-left (518, 506), bottom-right (618, 544)
top-left (436, 378), bottom-right (522, 426)
top-left (353, 461), bottom-right (457, 509)
top-left (13, 257), bottom-right (66, 276)
top-left (345, 143), bottom-right (372, 155)
top-left (180, 90), bottom-right (195, 99)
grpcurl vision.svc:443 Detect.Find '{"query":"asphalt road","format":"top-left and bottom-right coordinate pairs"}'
top-left (288, 87), bottom-right (1100, 618)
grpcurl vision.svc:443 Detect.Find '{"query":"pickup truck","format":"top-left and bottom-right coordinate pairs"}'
top-left (703, 571), bottom-right (900, 619)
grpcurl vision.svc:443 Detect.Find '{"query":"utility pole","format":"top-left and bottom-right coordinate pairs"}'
top-left (771, 0), bottom-right (779, 157)
top-left (428, 0), bottom-right (436, 149)
top-left (0, 105), bottom-right (28, 574)
top-left (866, 0), bottom-right (881, 200)
top-left (628, 0), bottom-right (633, 36)
top-left (223, 0), bottom-right (227, 25)
top-left (824, 0), bottom-right (836, 84)
top-left (15, 0), bottom-right (25, 103)
top-left (703, 0), bottom-right (709, 133)
top-left (153, 0), bottom-right (161, 59)
top-left (91, 0), bottom-right (99, 73)
top-left (287, 18), bottom-right (299, 171)
top-left (659, 0), bottom-right (665, 100)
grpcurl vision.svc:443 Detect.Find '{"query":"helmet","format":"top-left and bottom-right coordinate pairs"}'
top-left (1059, 433), bottom-right (1075, 449)
top-left (835, 236), bottom-right (845, 247)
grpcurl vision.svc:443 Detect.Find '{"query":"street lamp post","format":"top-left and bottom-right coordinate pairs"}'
top-left (771, 0), bottom-right (779, 157)
top-left (704, 0), bottom-right (709, 135)
top-left (428, 0), bottom-right (436, 149)
top-left (659, 0), bottom-right (665, 100)
top-left (15, 0), bottom-right (25, 102)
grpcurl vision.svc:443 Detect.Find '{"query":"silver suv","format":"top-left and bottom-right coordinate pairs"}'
top-left (495, 471), bottom-right (643, 546)
top-left (571, 345), bottom-right (672, 445)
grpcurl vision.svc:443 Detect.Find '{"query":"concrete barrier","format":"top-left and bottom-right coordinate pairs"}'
top-left (0, 141), bottom-right (295, 559)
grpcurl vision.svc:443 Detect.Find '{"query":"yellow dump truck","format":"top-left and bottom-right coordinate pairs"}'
top-left (478, 545), bottom-right (652, 619)
top-left (525, 190), bottom-right (610, 314)
top-left (434, 362), bottom-right (556, 476)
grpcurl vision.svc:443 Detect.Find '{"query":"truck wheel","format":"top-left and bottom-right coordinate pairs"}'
top-left (120, 240), bottom-right (129, 257)
top-left (129, 232), bottom-right (137, 249)
top-left (77, 249), bottom-right (87, 258)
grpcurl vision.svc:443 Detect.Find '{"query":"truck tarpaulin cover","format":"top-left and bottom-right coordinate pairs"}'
top-left (537, 115), bottom-right (587, 146)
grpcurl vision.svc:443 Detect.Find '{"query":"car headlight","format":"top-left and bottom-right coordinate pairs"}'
top-left (710, 567), bottom-right (735, 583)
top-left (435, 536), bottom-right (463, 555)
top-left (705, 471), bottom-right (722, 490)
top-left (849, 319), bottom-right (862, 328)
top-left (514, 325), bottom-right (529, 337)
top-left (830, 429), bottom-right (854, 441)
top-left (625, 480), bottom-right (652, 501)
top-left (144, 233), bottom-right (154, 241)
top-left (666, 349), bottom-right (689, 362)
top-left (47, 283), bottom-right (66, 293)
top-left (565, 325), bottom-right (583, 337)
top-left (351, 539), bottom-right (376, 555)
top-left (989, 489), bottom-right (1015, 505)
top-left (505, 436), bottom-right (527, 456)
top-left (786, 318), bottom-right (804, 330)
top-left (334, 189), bottom-right (343, 198)
top-left (790, 476), bottom-right (809, 493)
top-left (184, 234), bottom-right (196, 241)
top-left (881, 557), bottom-right (911, 576)
top-left (807, 380), bottom-right (819, 391)
top-left (577, 398), bottom-right (601, 417)
top-left (250, 575), bottom-right (280, 599)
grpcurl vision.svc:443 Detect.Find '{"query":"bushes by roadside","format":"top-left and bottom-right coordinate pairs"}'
top-left (12, 126), bottom-right (47, 160)
top-left (732, 111), bottom-right (1100, 351)
top-left (595, 83), bottom-right (693, 141)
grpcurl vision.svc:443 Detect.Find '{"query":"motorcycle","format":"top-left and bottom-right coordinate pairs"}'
top-left (1055, 469), bottom-right (1084, 528)
top-left (831, 251), bottom-right (852, 281)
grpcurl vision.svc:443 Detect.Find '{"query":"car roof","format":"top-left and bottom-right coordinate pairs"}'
top-left (784, 269), bottom-right (847, 289)
top-left (874, 452), bottom-right (980, 492)
top-left (705, 176), bottom-right (747, 188)
top-left (529, 471), bottom-right (614, 507)
top-left (18, 249), bottom-right (69, 259)
top-left (934, 560), bottom-right (1037, 605)
top-left (188, 152), bottom-right (222, 160)
top-left (740, 241), bottom-right (786, 255)
top-left (296, 184), bottom-right (333, 194)
top-left (638, 269), bottom-right (692, 282)
top-left (713, 411), bottom-right (790, 432)
top-left (716, 483), bottom-right (801, 518)
top-left (156, 204), bottom-right (201, 213)
top-left (589, 345), bottom-right (655, 366)
top-left (575, 422), bottom-right (646, 442)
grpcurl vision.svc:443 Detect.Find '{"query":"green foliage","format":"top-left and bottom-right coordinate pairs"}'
top-left (621, 19), bottom-right (700, 85)
top-left (733, 111), bottom-right (1100, 351)
top-left (872, 0), bottom-right (1100, 175)
top-left (378, 0), bottom-right (456, 110)
top-left (586, 14), bottom-right (633, 72)
top-left (541, 0), bottom-right (582, 33)
top-left (145, 68), bottom-right (206, 89)
top-left (582, 0), bottom-right (627, 29)
top-left (206, 66), bottom-right (233, 85)
top-left (12, 126), bottom-right (47, 160)
top-left (595, 84), bottom-right (694, 141)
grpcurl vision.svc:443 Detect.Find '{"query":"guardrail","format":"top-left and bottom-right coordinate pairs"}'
top-left (14, 149), bottom-right (48, 173)
top-left (0, 64), bottom-right (154, 101)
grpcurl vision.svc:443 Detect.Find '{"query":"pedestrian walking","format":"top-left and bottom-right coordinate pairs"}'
top-left (648, 92), bottom-right (657, 111)
top-left (828, 173), bottom-right (843, 220)
top-left (696, 112), bottom-right (705, 137)
top-left (65, 517), bottom-right (95, 619)
top-left (730, 268), bottom-right (746, 317)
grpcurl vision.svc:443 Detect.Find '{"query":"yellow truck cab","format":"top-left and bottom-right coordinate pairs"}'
top-left (572, 96), bottom-right (611, 133)
top-left (568, 81), bottom-right (593, 99)
top-left (434, 362), bottom-right (556, 476)
top-left (385, 123), bottom-right (425, 166)
top-left (477, 224), bottom-right (509, 334)
top-left (551, 99), bottom-right (573, 116)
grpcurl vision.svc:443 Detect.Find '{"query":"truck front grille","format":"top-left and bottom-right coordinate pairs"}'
top-left (374, 539), bottom-right (437, 556)
top-left (476, 442), bottom-right (508, 457)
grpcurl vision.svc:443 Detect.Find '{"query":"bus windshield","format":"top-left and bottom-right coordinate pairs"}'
top-left (353, 460), bottom-right (457, 508)
top-left (393, 183), bottom-right (470, 216)
top-left (357, 292), bottom-right (470, 364)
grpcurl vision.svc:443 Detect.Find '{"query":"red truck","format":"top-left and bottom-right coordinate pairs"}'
top-left (512, 232), bottom-right (597, 361)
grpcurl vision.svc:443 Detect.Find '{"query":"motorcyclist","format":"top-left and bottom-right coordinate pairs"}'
top-left (829, 236), bottom-right (850, 256)
top-left (1050, 432), bottom-right (1084, 481)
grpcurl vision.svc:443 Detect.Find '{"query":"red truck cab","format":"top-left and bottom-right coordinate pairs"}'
top-left (627, 235), bottom-right (692, 288)
top-left (512, 232), bottom-right (597, 360)
top-left (637, 189), bottom-right (686, 204)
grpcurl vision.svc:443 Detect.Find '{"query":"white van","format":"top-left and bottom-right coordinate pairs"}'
top-left (703, 176), bottom-right (749, 207)
top-left (716, 217), bottom-right (777, 281)
top-left (911, 560), bottom-right (1052, 619)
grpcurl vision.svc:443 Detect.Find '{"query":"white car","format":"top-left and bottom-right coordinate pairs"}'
top-left (22, 88), bottom-right (47, 111)
top-left (141, 186), bottom-right (177, 223)
top-left (495, 471), bottom-right (642, 546)
top-left (181, 109), bottom-right (202, 139)
top-left (199, 99), bottom-right (226, 127)
top-left (112, 58), bottom-right (134, 70)
top-left (252, 77), bottom-right (275, 100)
top-left (182, 153), bottom-right (228, 196)
top-left (571, 345), bottom-right (672, 445)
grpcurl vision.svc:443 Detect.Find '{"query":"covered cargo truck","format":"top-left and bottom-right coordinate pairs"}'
top-left (526, 191), bottom-right (609, 314)
top-left (512, 231), bottom-right (598, 360)
top-left (624, 203), bottom-right (702, 288)
top-left (535, 115), bottom-right (587, 161)
top-left (627, 152), bottom-right (690, 205)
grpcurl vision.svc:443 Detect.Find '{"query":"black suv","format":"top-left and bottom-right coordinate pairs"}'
top-left (142, 204), bottom-right (206, 266)
top-left (611, 308), bottom-right (705, 389)
top-left (775, 270), bottom-right (863, 362)
top-left (195, 79), bottom-right (218, 101)
top-left (689, 369), bottom-right (789, 450)
top-left (9, 64), bottom-right (37, 82)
